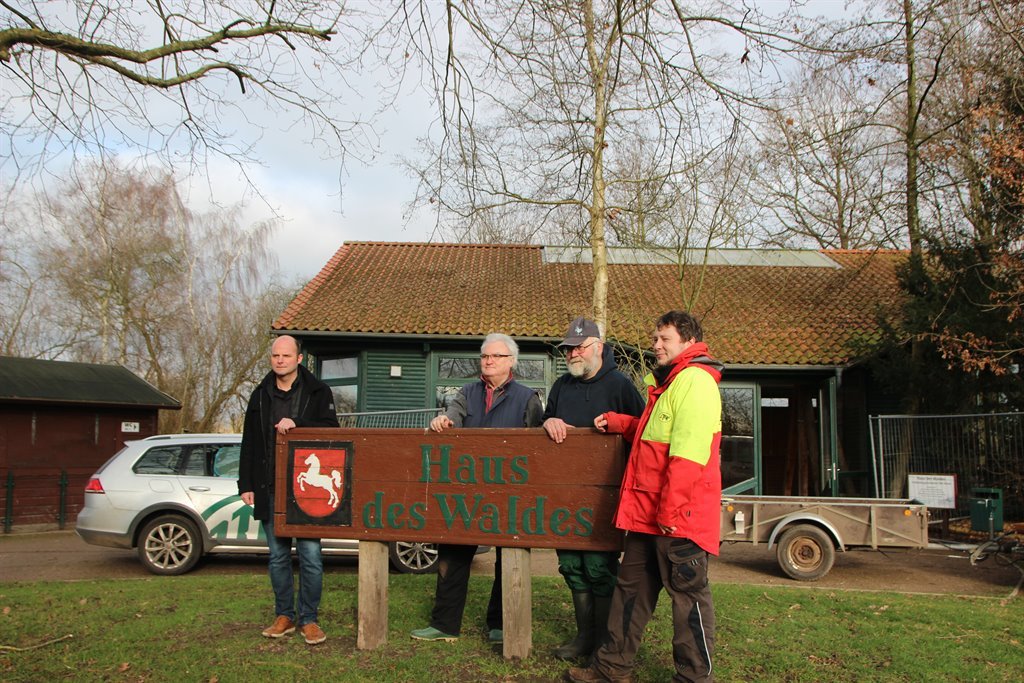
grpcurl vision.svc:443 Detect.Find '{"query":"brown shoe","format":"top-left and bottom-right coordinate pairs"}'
top-left (566, 666), bottom-right (602, 682)
top-left (565, 666), bottom-right (634, 683)
top-left (300, 622), bottom-right (327, 645)
top-left (262, 615), bottom-right (296, 638)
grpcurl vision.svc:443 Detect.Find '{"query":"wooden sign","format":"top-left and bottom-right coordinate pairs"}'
top-left (274, 427), bottom-right (626, 551)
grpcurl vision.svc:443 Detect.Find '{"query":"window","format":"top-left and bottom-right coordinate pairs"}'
top-left (321, 355), bottom-right (359, 413)
top-left (212, 445), bottom-right (241, 478)
top-left (183, 443), bottom-right (242, 477)
top-left (133, 446), bottom-right (184, 475)
top-left (721, 385), bottom-right (758, 493)
top-left (135, 443), bottom-right (241, 477)
top-left (182, 447), bottom-right (208, 476)
top-left (513, 358), bottom-right (546, 384)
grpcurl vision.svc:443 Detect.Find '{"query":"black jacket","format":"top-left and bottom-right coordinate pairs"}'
top-left (543, 345), bottom-right (645, 427)
top-left (238, 363), bottom-right (339, 521)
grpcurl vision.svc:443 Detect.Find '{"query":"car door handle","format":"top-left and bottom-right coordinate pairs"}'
top-left (188, 486), bottom-right (211, 492)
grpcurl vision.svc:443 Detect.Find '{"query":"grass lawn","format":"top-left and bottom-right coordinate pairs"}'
top-left (1, 573), bottom-right (1021, 682)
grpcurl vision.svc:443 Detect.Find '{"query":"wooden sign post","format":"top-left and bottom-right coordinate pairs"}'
top-left (275, 427), bottom-right (626, 659)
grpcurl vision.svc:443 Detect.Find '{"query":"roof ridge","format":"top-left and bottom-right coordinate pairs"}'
top-left (823, 248), bottom-right (910, 255)
top-left (337, 242), bottom-right (911, 255)
top-left (343, 241), bottom-right (542, 249)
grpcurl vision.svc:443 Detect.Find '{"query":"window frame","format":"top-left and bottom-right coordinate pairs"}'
top-left (317, 353), bottom-right (361, 413)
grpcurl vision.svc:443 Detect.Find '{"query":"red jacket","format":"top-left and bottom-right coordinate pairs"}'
top-left (601, 343), bottom-right (723, 554)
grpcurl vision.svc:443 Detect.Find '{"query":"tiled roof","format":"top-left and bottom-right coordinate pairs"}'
top-left (274, 242), bottom-right (906, 366)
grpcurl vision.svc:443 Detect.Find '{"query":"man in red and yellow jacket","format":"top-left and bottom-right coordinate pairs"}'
top-left (568, 310), bottom-right (723, 683)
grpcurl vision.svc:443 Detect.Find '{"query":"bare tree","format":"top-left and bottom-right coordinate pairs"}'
top-left (395, 0), bottom-right (813, 329)
top-left (0, 239), bottom-right (65, 358)
top-left (0, 196), bottom-right (84, 358)
top-left (840, 0), bottom-right (1024, 412)
top-left (17, 160), bottom-right (289, 431)
top-left (1, 1), bottom-right (380, 185)
top-left (751, 63), bottom-right (904, 250)
top-left (912, 0), bottom-right (1023, 380)
top-left (848, 0), bottom-right (992, 252)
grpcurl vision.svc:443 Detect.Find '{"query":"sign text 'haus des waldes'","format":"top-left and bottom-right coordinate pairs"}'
top-left (273, 428), bottom-right (627, 551)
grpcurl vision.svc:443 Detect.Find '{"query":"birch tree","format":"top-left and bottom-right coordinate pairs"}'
top-left (395, 0), bottom-right (811, 329)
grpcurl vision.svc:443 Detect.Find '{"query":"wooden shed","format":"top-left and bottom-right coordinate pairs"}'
top-left (0, 357), bottom-right (180, 532)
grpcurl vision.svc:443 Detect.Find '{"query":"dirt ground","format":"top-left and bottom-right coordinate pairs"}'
top-left (0, 531), bottom-right (1020, 599)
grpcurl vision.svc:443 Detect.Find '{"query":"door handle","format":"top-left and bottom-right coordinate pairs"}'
top-left (188, 486), bottom-right (211, 492)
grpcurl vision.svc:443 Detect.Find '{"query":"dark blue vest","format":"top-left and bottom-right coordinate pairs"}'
top-left (462, 379), bottom-right (536, 428)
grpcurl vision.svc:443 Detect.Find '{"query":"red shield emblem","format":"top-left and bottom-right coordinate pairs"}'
top-left (293, 448), bottom-right (347, 518)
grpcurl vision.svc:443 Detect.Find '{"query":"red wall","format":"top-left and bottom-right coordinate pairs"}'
top-left (0, 405), bottom-right (161, 530)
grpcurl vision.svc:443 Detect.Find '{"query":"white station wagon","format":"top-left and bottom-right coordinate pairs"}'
top-left (76, 433), bottom-right (440, 575)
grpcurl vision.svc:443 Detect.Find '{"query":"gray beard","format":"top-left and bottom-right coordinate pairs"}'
top-left (567, 361), bottom-right (587, 378)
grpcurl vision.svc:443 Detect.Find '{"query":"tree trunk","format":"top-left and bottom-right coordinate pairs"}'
top-left (584, 0), bottom-right (609, 330)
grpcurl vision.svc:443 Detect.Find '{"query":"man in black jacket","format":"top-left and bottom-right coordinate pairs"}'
top-left (239, 335), bottom-right (339, 645)
top-left (542, 317), bottom-right (645, 661)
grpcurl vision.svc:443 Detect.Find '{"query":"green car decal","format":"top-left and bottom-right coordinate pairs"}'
top-left (200, 495), bottom-right (264, 541)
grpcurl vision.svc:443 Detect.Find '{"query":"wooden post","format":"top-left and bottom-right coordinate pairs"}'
top-left (501, 547), bottom-right (531, 659)
top-left (357, 540), bottom-right (389, 650)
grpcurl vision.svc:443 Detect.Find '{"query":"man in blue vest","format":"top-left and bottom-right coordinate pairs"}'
top-left (410, 333), bottom-right (543, 644)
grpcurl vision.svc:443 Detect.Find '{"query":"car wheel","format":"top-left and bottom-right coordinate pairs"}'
top-left (776, 524), bottom-right (835, 581)
top-left (388, 541), bottom-right (439, 574)
top-left (137, 514), bottom-right (203, 575)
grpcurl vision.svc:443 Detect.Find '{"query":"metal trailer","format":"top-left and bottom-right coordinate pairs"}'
top-left (720, 495), bottom-right (929, 581)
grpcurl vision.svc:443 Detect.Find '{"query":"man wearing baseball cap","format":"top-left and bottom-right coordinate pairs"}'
top-left (542, 316), bottom-right (644, 661)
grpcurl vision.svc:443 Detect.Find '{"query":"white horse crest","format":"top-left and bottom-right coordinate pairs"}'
top-left (296, 453), bottom-right (342, 508)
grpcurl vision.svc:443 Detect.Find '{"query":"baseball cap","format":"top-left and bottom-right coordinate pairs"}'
top-left (558, 316), bottom-right (601, 347)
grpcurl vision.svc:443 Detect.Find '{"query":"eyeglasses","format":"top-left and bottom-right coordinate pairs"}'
top-left (565, 341), bottom-right (598, 356)
top-left (480, 353), bottom-right (513, 361)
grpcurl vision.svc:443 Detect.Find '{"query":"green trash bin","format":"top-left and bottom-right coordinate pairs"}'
top-left (969, 487), bottom-right (1003, 533)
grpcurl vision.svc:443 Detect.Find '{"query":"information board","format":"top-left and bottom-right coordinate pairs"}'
top-left (908, 473), bottom-right (957, 509)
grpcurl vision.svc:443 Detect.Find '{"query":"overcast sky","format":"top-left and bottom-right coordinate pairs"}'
top-left (186, 85), bottom-right (439, 284)
top-left (2, 4), bottom-right (442, 285)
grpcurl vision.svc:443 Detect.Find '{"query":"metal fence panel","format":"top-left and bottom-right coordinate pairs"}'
top-left (870, 412), bottom-right (1023, 520)
top-left (336, 408), bottom-right (441, 429)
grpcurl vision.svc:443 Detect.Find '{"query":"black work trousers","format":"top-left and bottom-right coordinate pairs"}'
top-left (591, 532), bottom-right (715, 682)
top-left (428, 544), bottom-right (502, 636)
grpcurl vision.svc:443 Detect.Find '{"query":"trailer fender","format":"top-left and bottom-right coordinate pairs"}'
top-left (766, 513), bottom-right (845, 551)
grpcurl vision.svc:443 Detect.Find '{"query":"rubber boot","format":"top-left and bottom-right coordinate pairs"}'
top-left (592, 593), bottom-right (613, 650)
top-left (553, 591), bottom-right (594, 660)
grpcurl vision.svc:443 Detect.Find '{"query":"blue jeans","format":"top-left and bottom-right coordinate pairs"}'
top-left (262, 505), bottom-right (323, 626)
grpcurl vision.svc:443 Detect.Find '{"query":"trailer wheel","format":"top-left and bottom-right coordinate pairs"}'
top-left (776, 524), bottom-right (835, 581)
